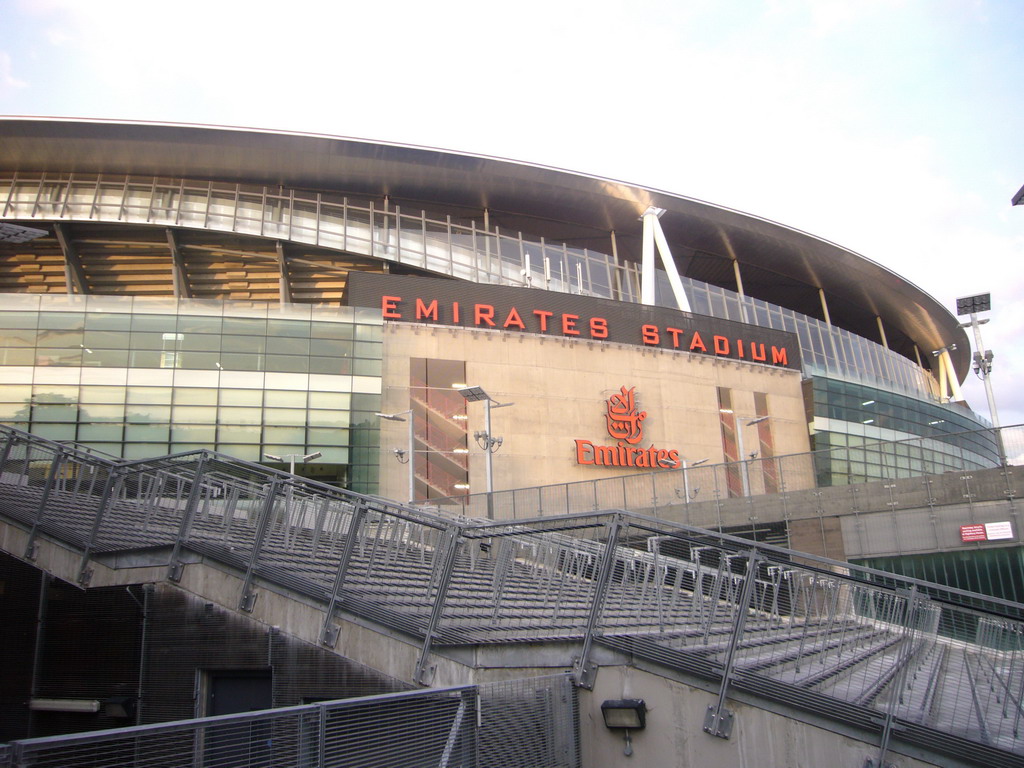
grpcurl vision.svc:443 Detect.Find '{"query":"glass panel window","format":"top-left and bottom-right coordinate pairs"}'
top-left (266, 354), bottom-right (309, 373)
top-left (78, 424), bottom-right (124, 441)
top-left (173, 388), bottom-right (218, 405)
top-left (171, 406), bottom-right (216, 424)
top-left (124, 424), bottom-right (170, 441)
top-left (309, 391), bottom-right (351, 409)
top-left (263, 426), bottom-right (306, 444)
top-left (127, 387), bottom-right (173, 405)
top-left (172, 424), bottom-right (216, 443)
top-left (38, 313), bottom-right (85, 330)
top-left (268, 336), bottom-right (310, 356)
top-left (310, 357), bottom-right (351, 375)
top-left (218, 424), bottom-right (261, 442)
top-left (219, 389), bottom-right (263, 407)
top-left (263, 407), bottom-right (307, 427)
top-left (126, 404), bottom-right (171, 423)
top-left (265, 390), bottom-right (307, 408)
top-left (218, 406), bottom-right (263, 424)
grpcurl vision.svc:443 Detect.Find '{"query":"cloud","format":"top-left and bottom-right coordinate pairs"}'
top-left (0, 52), bottom-right (28, 93)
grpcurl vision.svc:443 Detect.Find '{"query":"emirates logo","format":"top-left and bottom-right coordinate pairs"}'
top-left (605, 386), bottom-right (646, 444)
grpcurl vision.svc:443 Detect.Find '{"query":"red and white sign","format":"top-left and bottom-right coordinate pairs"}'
top-left (959, 524), bottom-right (988, 542)
top-left (960, 521), bottom-right (1014, 543)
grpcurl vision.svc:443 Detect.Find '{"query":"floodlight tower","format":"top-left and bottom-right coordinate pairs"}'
top-left (956, 293), bottom-right (999, 428)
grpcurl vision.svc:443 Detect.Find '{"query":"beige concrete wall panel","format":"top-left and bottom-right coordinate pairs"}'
top-left (381, 324), bottom-right (810, 500)
top-left (790, 516), bottom-right (846, 561)
top-left (582, 666), bottom-right (949, 768)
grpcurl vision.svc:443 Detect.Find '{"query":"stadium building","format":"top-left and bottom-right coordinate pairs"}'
top-left (0, 117), bottom-right (999, 507)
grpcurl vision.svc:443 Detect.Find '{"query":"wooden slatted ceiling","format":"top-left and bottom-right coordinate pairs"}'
top-left (75, 235), bottom-right (177, 295)
top-left (0, 242), bottom-right (68, 293)
top-left (0, 224), bottom-right (390, 304)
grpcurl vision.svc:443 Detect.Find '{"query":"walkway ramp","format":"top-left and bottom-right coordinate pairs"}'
top-left (1, 425), bottom-right (1022, 767)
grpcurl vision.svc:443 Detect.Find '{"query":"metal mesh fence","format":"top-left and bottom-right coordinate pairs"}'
top-left (428, 424), bottom-right (1024, 527)
top-left (2, 677), bottom-right (578, 768)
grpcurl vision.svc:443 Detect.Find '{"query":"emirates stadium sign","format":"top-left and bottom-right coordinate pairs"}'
top-left (346, 272), bottom-right (801, 370)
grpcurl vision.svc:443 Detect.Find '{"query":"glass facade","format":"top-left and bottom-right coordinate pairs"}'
top-left (855, 548), bottom-right (1024, 616)
top-left (810, 377), bottom-right (1002, 485)
top-left (0, 294), bottom-right (384, 493)
top-left (0, 172), bottom-right (963, 406)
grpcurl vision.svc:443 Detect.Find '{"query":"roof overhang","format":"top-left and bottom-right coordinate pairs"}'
top-left (0, 116), bottom-right (970, 379)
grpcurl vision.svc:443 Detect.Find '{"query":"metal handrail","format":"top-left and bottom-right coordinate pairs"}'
top-left (0, 423), bottom-right (1021, 764)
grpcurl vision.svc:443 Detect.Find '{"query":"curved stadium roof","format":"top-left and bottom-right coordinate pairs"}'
top-left (0, 116), bottom-right (969, 380)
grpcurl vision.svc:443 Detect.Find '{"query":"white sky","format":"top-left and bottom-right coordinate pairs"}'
top-left (2, 0), bottom-right (1022, 425)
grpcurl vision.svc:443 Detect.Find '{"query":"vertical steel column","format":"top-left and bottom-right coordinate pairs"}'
top-left (319, 500), bottom-right (369, 647)
top-left (238, 478), bottom-right (283, 612)
top-left (572, 516), bottom-right (623, 689)
top-left (414, 525), bottom-right (463, 686)
top-left (704, 549), bottom-right (763, 739)
top-left (165, 229), bottom-right (192, 299)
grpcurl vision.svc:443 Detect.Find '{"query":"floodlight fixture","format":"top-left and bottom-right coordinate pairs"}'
top-left (956, 293), bottom-right (991, 316)
top-left (264, 451), bottom-right (322, 476)
top-left (457, 385), bottom-right (489, 402)
top-left (458, 386), bottom-right (514, 518)
top-left (955, 293), bottom-right (1001, 430)
top-left (601, 698), bottom-right (647, 755)
top-left (376, 410), bottom-right (415, 503)
top-left (736, 416), bottom-right (770, 497)
top-left (680, 457), bottom-right (709, 501)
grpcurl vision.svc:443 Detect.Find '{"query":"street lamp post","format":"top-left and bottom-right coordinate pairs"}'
top-left (263, 451), bottom-right (322, 519)
top-left (263, 451), bottom-right (322, 476)
top-left (956, 293), bottom-right (1000, 428)
top-left (458, 386), bottom-right (513, 519)
top-left (376, 410), bottom-right (415, 503)
top-left (736, 416), bottom-right (769, 497)
top-left (681, 457), bottom-right (709, 503)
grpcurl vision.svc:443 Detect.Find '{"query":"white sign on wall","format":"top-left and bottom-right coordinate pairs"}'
top-left (984, 521), bottom-right (1014, 541)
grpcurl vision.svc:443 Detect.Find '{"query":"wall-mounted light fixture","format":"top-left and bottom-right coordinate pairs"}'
top-left (376, 410), bottom-right (415, 503)
top-left (601, 698), bottom-right (646, 756)
top-left (29, 698), bottom-right (100, 713)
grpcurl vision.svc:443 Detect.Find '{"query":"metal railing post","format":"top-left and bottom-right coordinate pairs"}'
top-left (75, 464), bottom-right (125, 585)
top-left (0, 431), bottom-right (18, 478)
top-left (238, 478), bottom-right (282, 612)
top-left (320, 500), bottom-right (368, 647)
top-left (572, 515), bottom-right (623, 689)
top-left (414, 524), bottom-right (463, 686)
top-left (23, 447), bottom-right (68, 561)
top-left (872, 586), bottom-right (920, 768)
top-left (167, 453), bottom-right (209, 582)
top-left (704, 548), bottom-right (763, 739)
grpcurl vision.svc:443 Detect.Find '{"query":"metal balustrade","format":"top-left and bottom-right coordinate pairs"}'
top-left (428, 424), bottom-right (1023, 549)
top-left (1, 676), bottom-right (579, 768)
top-left (0, 423), bottom-right (1022, 765)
